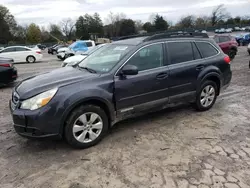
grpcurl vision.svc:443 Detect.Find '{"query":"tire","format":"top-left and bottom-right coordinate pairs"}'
top-left (194, 80), bottom-right (218, 111)
top-left (26, 56), bottom-right (36, 63)
top-left (228, 49), bottom-right (236, 60)
top-left (64, 105), bottom-right (109, 149)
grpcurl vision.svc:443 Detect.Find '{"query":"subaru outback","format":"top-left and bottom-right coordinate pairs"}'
top-left (10, 32), bottom-right (232, 148)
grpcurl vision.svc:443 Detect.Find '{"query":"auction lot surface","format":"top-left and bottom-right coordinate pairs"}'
top-left (0, 48), bottom-right (250, 188)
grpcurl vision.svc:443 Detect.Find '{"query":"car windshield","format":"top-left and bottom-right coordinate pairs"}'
top-left (78, 44), bottom-right (133, 73)
top-left (82, 45), bottom-right (103, 55)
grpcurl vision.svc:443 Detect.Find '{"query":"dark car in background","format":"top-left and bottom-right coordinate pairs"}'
top-left (235, 33), bottom-right (250, 46)
top-left (37, 44), bottom-right (46, 50)
top-left (10, 32), bottom-right (232, 149)
top-left (0, 57), bottom-right (17, 86)
top-left (48, 44), bottom-right (68, 55)
top-left (213, 34), bottom-right (238, 60)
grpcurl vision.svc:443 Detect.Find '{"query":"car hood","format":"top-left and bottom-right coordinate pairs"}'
top-left (16, 67), bottom-right (100, 99)
top-left (64, 55), bottom-right (87, 63)
top-left (58, 47), bottom-right (69, 52)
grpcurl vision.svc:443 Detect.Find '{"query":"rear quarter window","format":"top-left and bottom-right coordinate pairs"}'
top-left (86, 42), bottom-right (93, 47)
top-left (195, 42), bottom-right (219, 58)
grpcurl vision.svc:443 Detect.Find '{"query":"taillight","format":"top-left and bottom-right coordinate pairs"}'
top-left (0, 64), bottom-right (11, 67)
top-left (224, 56), bottom-right (231, 64)
top-left (36, 51), bottom-right (41, 54)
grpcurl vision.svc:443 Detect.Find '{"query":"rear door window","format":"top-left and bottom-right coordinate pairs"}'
top-left (196, 42), bottom-right (219, 58)
top-left (167, 42), bottom-right (194, 64)
top-left (15, 47), bottom-right (30, 51)
top-left (219, 36), bottom-right (230, 43)
top-left (192, 43), bottom-right (201, 60)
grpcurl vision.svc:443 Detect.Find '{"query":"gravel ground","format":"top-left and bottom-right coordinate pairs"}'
top-left (0, 47), bottom-right (250, 188)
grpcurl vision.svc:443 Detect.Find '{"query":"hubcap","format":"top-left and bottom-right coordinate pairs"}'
top-left (73, 112), bottom-right (103, 143)
top-left (28, 57), bottom-right (34, 62)
top-left (200, 85), bottom-right (215, 107)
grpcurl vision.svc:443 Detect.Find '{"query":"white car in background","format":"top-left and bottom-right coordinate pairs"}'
top-left (61, 44), bottom-right (106, 67)
top-left (57, 40), bottom-right (96, 60)
top-left (0, 46), bottom-right (42, 63)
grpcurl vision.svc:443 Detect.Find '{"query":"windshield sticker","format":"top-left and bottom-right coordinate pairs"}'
top-left (114, 46), bottom-right (128, 51)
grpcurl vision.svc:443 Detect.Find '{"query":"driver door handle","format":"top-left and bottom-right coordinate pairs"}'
top-left (156, 72), bottom-right (168, 80)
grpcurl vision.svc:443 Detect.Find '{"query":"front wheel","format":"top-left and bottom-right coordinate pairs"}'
top-left (194, 80), bottom-right (218, 111)
top-left (64, 105), bottom-right (109, 149)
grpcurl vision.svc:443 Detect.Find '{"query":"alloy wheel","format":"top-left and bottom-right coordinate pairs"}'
top-left (72, 112), bottom-right (103, 143)
top-left (200, 85), bottom-right (216, 107)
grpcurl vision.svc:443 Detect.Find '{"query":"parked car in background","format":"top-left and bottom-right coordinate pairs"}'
top-left (57, 40), bottom-right (89, 60)
top-left (225, 28), bottom-right (232, 33)
top-left (0, 57), bottom-right (17, 86)
top-left (247, 43), bottom-right (250, 55)
top-left (10, 32), bottom-right (232, 148)
top-left (57, 40), bottom-right (96, 60)
top-left (234, 27), bottom-right (241, 31)
top-left (235, 33), bottom-right (250, 46)
top-left (62, 44), bottom-right (106, 67)
top-left (48, 44), bottom-right (67, 54)
top-left (213, 35), bottom-right (238, 60)
top-left (0, 46), bottom-right (42, 63)
top-left (37, 44), bottom-right (46, 50)
top-left (218, 28), bottom-right (226, 33)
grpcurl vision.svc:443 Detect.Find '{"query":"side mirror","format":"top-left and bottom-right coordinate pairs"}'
top-left (121, 64), bottom-right (138, 75)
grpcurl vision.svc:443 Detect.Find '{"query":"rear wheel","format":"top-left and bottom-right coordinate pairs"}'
top-left (228, 49), bottom-right (236, 60)
top-left (194, 80), bottom-right (218, 111)
top-left (64, 105), bottom-right (109, 149)
top-left (26, 56), bottom-right (36, 63)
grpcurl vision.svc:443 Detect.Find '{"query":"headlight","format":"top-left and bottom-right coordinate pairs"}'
top-left (20, 88), bottom-right (58, 110)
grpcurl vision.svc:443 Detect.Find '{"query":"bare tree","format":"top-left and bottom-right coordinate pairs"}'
top-left (195, 15), bottom-right (210, 28)
top-left (60, 18), bottom-right (75, 40)
top-left (177, 15), bottom-right (195, 29)
top-left (104, 12), bottom-right (126, 37)
top-left (211, 4), bottom-right (230, 26)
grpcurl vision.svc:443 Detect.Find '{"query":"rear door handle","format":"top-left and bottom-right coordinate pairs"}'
top-left (156, 73), bottom-right (168, 80)
top-left (196, 65), bottom-right (204, 71)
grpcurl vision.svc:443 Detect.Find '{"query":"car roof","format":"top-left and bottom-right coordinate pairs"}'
top-left (112, 37), bottom-right (148, 45)
top-left (5, 46), bottom-right (29, 48)
top-left (112, 32), bottom-right (210, 46)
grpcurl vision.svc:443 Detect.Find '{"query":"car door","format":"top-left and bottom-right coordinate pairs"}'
top-left (166, 41), bottom-right (205, 102)
top-left (15, 47), bottom-right (30, 62)
top-left (114, 42), bottom-right (170, 113)
top-left (0, 47), bottom-right (16, 61)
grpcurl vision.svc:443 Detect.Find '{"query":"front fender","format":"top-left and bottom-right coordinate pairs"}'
top-left (58, 87), bottom-right (115, 134)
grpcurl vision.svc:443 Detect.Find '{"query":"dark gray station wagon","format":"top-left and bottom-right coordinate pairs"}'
top-left (10, 32), bottom-right (232, 148)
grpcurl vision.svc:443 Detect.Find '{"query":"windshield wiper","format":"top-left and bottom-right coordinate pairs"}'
top-left (76, 65), bottom-right (97, 73)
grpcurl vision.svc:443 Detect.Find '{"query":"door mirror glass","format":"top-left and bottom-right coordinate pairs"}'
top-left (122, 64), bottom-right (138, 75)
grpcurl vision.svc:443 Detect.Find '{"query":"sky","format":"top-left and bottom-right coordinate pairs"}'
top-left (1, 0), bottom-right (250, 27)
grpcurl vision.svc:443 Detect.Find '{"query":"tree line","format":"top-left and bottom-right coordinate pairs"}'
top-left (0, 4), bottom-right (250, 45)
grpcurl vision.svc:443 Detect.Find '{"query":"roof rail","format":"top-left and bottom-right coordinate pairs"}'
top-left (115, 31), bottom-right (209, 42)
top-left (116, 34), bottom-right (148, 41)
top-left (143, 32), bottom-right (209, 42)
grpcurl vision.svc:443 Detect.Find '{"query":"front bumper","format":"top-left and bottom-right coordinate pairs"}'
top-left (10, 100), bottom-right (62, 139)
top-left (57, 53), bottom-right (65, 59)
